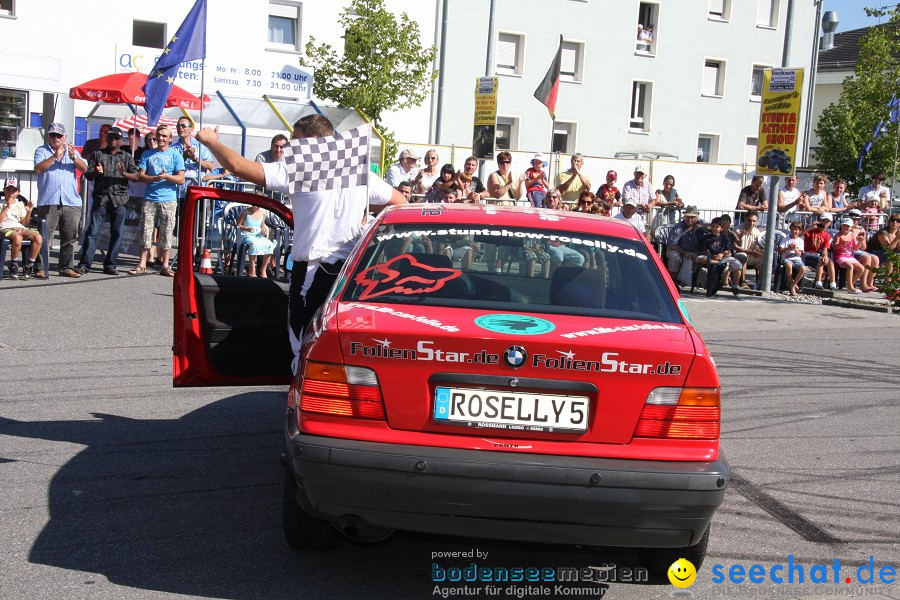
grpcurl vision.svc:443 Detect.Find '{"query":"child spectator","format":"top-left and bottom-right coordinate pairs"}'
top-left (832, 218), bottom-right (865, 294)
top-left (0, 185), bottom-right (42, 280)
top-left (524, 154), bottom-right (549, 208)
top-left (596, 170), bottom-right (621, 207)
top-left (803, 213), bottom-right (837, 290)
top-left (703, 217), bottom-right (742, 296)
top-left (237, 205), bottom-right (276, 278)
top-left (778, 222), bottom-right (807, 296)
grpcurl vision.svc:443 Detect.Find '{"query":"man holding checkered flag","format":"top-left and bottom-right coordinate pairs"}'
top-left (198, 116), bottom-right (407, 373)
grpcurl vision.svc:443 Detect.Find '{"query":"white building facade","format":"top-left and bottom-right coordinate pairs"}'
top-left (0, 0), bottom-right (817, 172)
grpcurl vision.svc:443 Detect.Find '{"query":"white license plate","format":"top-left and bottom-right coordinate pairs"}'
top-left (433, 386), bottom-right (589, 433)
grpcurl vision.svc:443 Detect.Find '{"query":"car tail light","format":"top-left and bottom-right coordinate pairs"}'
top-left (299, 361), bottom-right (385, 420)
top-left (634, 387), bottom-right (720, 440)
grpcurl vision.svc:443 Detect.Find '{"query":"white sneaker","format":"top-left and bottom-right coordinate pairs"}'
top-left (814, 281), bottom-right (824, 289)
top-left (829, 282), bottom-right (837, 291)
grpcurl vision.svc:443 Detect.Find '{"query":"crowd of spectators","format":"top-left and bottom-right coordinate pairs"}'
top-left (4, 131), bottom-right (898, 297)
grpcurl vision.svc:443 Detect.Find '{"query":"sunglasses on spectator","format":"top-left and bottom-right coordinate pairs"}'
top-left (499, 160), bottom-right (511, 164)
top-left (48, 133), bottom-right (63, 139)
top-left (424, 156), bottom-right (437, 161)
top-left (107, 135), bottom-right (121, 141)
top-left (176, 123), bottom-right (192, 128)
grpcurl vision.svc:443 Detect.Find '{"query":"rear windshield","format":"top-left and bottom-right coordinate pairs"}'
top-left (341, 223), bottom-right (682, 324)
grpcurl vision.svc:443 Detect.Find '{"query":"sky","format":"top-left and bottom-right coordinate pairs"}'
top-left (823, 0), bottom-right (894, 33)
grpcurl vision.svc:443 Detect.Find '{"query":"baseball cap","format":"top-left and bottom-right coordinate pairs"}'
top-left (606, 170), bottom-right (617, 179)
top-left (819, 213), bottom-right (834, 222)
top-left (840, 218), bottom-right (854, 226)
top-left (683, 205), bottom-right (699, 217)
top-left (47, 123), bottom-right (66, 136)
top-left (106, 126), bottom-right (123, 138)
top-left (623, 199), bottom-right (638, 207)
top-left (399, 149), bottom-right (420, 160)
top-left (847, 208), bottom-right (862, 217)
top-left (633, 165), bottom-right (646, 175)
top-left (532, 153), bottom-right (544, 163)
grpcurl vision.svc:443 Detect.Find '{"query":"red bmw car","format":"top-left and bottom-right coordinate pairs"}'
top-left (174, 188), bottom-right (729, 575)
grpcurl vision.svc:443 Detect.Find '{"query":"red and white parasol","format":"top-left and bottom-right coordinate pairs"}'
top-left (113, 114), bottom-right (178, 136)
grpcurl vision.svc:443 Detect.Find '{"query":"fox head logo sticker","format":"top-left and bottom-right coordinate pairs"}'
top-left (354, 254), bottom-right (462, 300)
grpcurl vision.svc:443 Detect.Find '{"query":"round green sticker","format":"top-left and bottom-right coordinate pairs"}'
top-left (474, 314), bottom-right (556, 335)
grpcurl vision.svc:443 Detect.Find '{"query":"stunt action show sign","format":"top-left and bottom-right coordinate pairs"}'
top-left (755, 67), bottom-right (804, 177)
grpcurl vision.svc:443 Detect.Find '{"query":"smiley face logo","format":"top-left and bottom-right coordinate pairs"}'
top-left (668, 558), bottom-right (697, 588)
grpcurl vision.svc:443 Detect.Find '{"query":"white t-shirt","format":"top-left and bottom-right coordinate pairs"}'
top-left (614, 211), bottom-right (645, 231)
top-left (0, 201), bottom-right (27, 230)
top-left (807, 190), bottom-right (827, 208)
top-left (858, 184), bottom-right (888, 205)
top-left (262, 163), bottom-right (394, 263)
top-left (385, 162), bottom-right (418, 188)
top-left (779, 186), bottom-right (801, 213)
top-left (779, 235), bottom-right (804, 257)
top-left (418, 170), bottom-right (440, 192)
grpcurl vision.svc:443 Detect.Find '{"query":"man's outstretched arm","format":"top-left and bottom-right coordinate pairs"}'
top-left (196, 126), bottom-right (266, 187)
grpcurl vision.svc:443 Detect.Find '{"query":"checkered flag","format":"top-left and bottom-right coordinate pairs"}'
top-left (282, 123), bottom-right (371, 194)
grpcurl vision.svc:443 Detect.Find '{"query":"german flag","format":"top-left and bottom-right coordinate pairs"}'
top-left (533, 35), bottom-right (563, 119)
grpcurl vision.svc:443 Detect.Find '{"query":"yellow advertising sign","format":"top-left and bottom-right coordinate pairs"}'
top-left (756, 68), bottom-right (804, 176)
top-left (473, 77), bottom-right (498, 160)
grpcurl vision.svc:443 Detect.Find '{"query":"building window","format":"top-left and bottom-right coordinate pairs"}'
top-left (708, 0), bottom-right (730, 20)
top-left (757, 0), bottom-right (780, 28)
top-left (133, 20), bottom-right (166, 49)
top-left (750, 65), bottom-right (767, 99)
top-left (702, 59), bottom-right (725, 97)
top-left (496, 117), bottom-right (519, 150)
top-left (0, 0), bottom-right (15, 16)
top-left (635, 3), bottom-right (658, 55)
top-left (560, 41), bottom-right (585, 83)
top-left (744, 137), bottom-right (758, 167)
top-left (630, 81), bottom-right (652, 132)
top-left (697, 134), bottom-right (720, 163)
top-left (268, 1), bottom-right (301, 51)
top-left (496, 33), bottom-right (524, 76)
top-left (552, 122), bottom-right (576, 154)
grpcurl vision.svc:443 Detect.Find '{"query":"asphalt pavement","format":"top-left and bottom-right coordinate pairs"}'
top-left (0, 273), bottom-right (898, 600)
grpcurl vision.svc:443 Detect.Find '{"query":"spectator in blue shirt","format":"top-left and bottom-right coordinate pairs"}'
top-left (33, 123), bottom-right (88, 278)
top-left (171, 117), bottom-right (213, 189)
top-left (131, 126), bottom-right (185, 276)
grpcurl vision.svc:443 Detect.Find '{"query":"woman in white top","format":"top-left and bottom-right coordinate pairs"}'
top-left (800, 174), bottom-right (832, 216)
top-left (414, 149), bottom-right (441, 195)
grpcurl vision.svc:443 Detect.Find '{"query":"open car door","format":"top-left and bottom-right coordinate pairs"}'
top-left (173, 185), bottom-right (294, 387)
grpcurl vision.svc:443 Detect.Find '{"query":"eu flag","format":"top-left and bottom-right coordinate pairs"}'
top-left (143, 0), bottom-right (207, 126)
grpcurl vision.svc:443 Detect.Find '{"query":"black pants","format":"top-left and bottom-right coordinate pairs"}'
top-left (288, 259), bottom-right (344, 370)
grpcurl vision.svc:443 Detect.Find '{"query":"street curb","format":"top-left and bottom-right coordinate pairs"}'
top-left (822, 298), bottom-right (896, 314)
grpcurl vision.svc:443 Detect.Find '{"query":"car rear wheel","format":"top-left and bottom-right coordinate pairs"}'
top-left (637, 525), bottom-right (710, 581)
top-left (283, 467), bottom-right (340, 550)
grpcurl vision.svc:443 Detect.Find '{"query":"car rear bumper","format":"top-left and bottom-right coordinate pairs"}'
top-left (285, 419), bottom-right (730, 548)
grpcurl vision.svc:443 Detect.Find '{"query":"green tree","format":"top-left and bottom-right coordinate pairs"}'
top-left (814, 6), bottom-right (900, 192)
top-left (301, 0), bottom-right (438, 164)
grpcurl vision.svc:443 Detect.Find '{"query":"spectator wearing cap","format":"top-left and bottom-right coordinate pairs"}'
top-left (596, 170), bottom-right (621, 212)
top-left (858, 172), bottom-right (890, 212)
top-left (615, 198), bottom-right (646, 233)
top-left (832, 218), bottom-right (867, 294)
top-left (524, 153), bottom-right (549, 207)
top-left (846, 208), bottom-right (880, 291)
top-left (33, 122), bottom-right (89, 278)
top-left (665, 205), bottom-right (701, 282)
top-left (802, 213), bottom-right (837, 290)
top-left (255, 134), bottom-right (288, 164)
top-left (76, 127), bottom-right (140, 276)
top-left (0, 185), bottom-right (41, 280)
top-left (386, 149), bottom-right (421, 188)
top-left (555, 153), bottom-right (591, 205)
top-left (654, 174), bottom-right (683, 227)
top-left (622, 166), bottom-right (654, 230)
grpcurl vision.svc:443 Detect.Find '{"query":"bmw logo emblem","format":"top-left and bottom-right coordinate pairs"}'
top-left (503, 346), bottom-right (527, 369)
